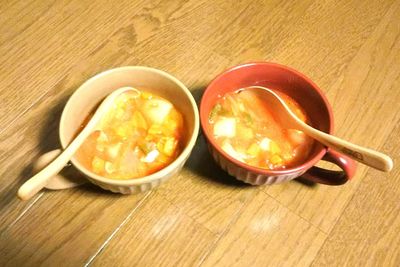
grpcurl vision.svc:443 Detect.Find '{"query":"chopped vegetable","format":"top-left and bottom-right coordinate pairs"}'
top-left (163, 137), bottom-right (178, 156)
top-left (259, 137), bottom-right (271, 151)
top-left (142, 99), bottom-right (172, 124)
top-left (236, 124), bottom-right (254, 140)
top-left (221, 140), bottom-right (246, 162)
top-left (270, 142), bottom-right (281, 154)
top-left (270, 155), bottom-right (283, 165)
top-left (76, 89), bottom-right (184, 179)
top-left (106, 143), bottom-right (122, 159)
top-left (132, 111), bottom-right (148, 129)
top-left (142, 150), bottom-right (160, 163)
top-left (213, 117), bottom-right (236, 138)
top-left (209, 103), bottom-right (222, 122)
top-left (246, 143), bottom-right (260, 157)
top-left (105, 161), bottom-right (116, 174)
top-left (92, 156), bottom-right (104, 173)
top-left (148, 124), bottom-right (163, 135)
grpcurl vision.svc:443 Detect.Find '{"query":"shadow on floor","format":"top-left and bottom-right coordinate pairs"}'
top-left (185, 86), bottom-right (250, 187)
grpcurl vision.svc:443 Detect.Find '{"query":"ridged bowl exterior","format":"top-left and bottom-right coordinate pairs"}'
top-left (208, 144), bottom-right (305, 185)
top-left (87, 160), bottom-right (184, 194)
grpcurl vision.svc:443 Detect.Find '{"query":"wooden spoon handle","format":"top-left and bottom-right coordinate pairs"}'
top-left (18, 148), bottom-right (75, 200)
top-left (300, 122), bottom-right (393, 172)
top-left (18, 121), bottom-right (96, 200)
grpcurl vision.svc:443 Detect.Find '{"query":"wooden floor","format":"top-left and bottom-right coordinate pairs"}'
top-left (1, 0), bottom-right (399, 266)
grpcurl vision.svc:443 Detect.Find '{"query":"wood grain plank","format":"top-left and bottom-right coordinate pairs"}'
top-left (1, 0), bottom-right (399, 266)
top-left (200, 190), bottom-right (327, 267)
top-left (0, 187), bottom-right (150, 267)
top-left (0, 29), bottom-right (131, 233)
top-left (264, 0), bottom-right (400, 233)
top-left (90, 192), bottom-right (217, 267)
top-left (0, 1), bottom-right (229, 233)
top-left (311, 119), bottom-right (400, 266)
top-left (0, 0), bottom-right (56, 46)
top-left (155, 133), bottom-right (256, 235)
top-left (0, 0), bottom-right (209, 131)
top-left (174, 0), bottom-right (394, 90)
top-left (0, 0), bottom-right (137, 130)
top-left (0, 15), bottom-right (230, 264)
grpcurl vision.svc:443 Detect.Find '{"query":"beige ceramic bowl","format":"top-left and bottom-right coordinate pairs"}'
top-left (52, 66), bottom-right (199, 194)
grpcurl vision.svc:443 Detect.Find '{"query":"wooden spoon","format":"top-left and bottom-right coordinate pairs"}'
top-left (17, 87), bottom-right (137, 200)
top-left (243, 86), bottom-right (393, 172)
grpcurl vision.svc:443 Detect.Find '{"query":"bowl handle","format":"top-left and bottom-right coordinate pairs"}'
top-left (301, 149), bottom-right (357, 185)
top-left (18, 149), bottom-right (85, 200)
top-left (32, 149), bottom-right (86, 190)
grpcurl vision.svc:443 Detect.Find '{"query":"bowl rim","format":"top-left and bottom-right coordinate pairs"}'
top-left (200, 61), bottom-right (334, 175)
top-left (59, 66), bottom-right (199, 186)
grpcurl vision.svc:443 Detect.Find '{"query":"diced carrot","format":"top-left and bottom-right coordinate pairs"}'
top-left (163, 137), bottom-right (178, 156)
top-left (116, 125), bottom-right (130, 138)
top-left (246, 143), bottom-right (260, 157)
top-left (92, 156), bottom-right (105, 173)
top-left (270, 155), bottom-right (283, 165)
top-left (156, 137), bottom-right (166, 152)
top-left (132, 111), bottom-right (148, 130)
top-left (163, 118), bottom-right (179, 136)
top-left (148, 124), bottom-right (163, 135)
top-left (270, 142), bottom-right (281, 154)
top-left (236, 124), bottom-right (254, 140)
top-left (141, 91), bottom-right (153, 99)
top-left (157, 153), bottom-right (170, 164)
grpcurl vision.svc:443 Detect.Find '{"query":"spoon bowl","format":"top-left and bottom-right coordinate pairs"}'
top-left (245, 86), bottom-right (393, 172)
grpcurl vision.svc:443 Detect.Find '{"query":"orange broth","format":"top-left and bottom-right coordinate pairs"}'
top-left (76, 89), bottom-right (184, 179)
top-left (208, 88), bottom-right (314, 170)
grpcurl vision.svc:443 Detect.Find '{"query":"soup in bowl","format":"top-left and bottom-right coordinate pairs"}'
top-left (200, 62), bottom-right (356, 185)
top-left (75, 89), bottom-right (186, 180)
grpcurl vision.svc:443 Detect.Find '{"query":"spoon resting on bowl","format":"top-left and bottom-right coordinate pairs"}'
top-left (17, 87), bottom-right (137, 200)
top-left (244, 86), bottom-right (393, 172)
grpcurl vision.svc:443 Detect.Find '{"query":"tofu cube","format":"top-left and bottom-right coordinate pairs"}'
top-left (144, 99), bottom-right (172, 124)
top-left (259, 137), bottom-right (272, 151)
top-left (213, 117), bottom-right (236, 138)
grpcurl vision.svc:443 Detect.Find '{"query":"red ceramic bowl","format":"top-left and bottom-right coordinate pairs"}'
top-left (200, 62), bottom-right (356, 185)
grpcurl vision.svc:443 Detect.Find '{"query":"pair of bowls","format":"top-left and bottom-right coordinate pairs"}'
top-left (34, 63), bottom-right (356, 195)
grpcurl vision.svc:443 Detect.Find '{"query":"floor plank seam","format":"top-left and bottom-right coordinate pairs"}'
top-left (308, 229), bottom-right (330, 267)
top-left (312, 98), bottom-right (400, 256)
top-left (195, 191), bottom-right (257, 267)
top-left (83, 190), bottom-right (152, 267)
top-left (308, 131), bottom-right (400, 266)
top-left (154, 191), bottom-right (217, 236)
top-left (0, 75), bottom-right (66, 136)
top-left (0, 192), bottom-right (44, 237)
top-left (0, 9), bottom-right (142, 136)
top-left (259, 191), bottom-right (333, 266)
top-left (261, 190), bottom-right (329, 235)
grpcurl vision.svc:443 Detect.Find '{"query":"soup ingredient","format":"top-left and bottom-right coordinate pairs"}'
top-left (208, 88), bottom-right (314, 170)
top-left (76, 89), bottom-right (185, 179)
